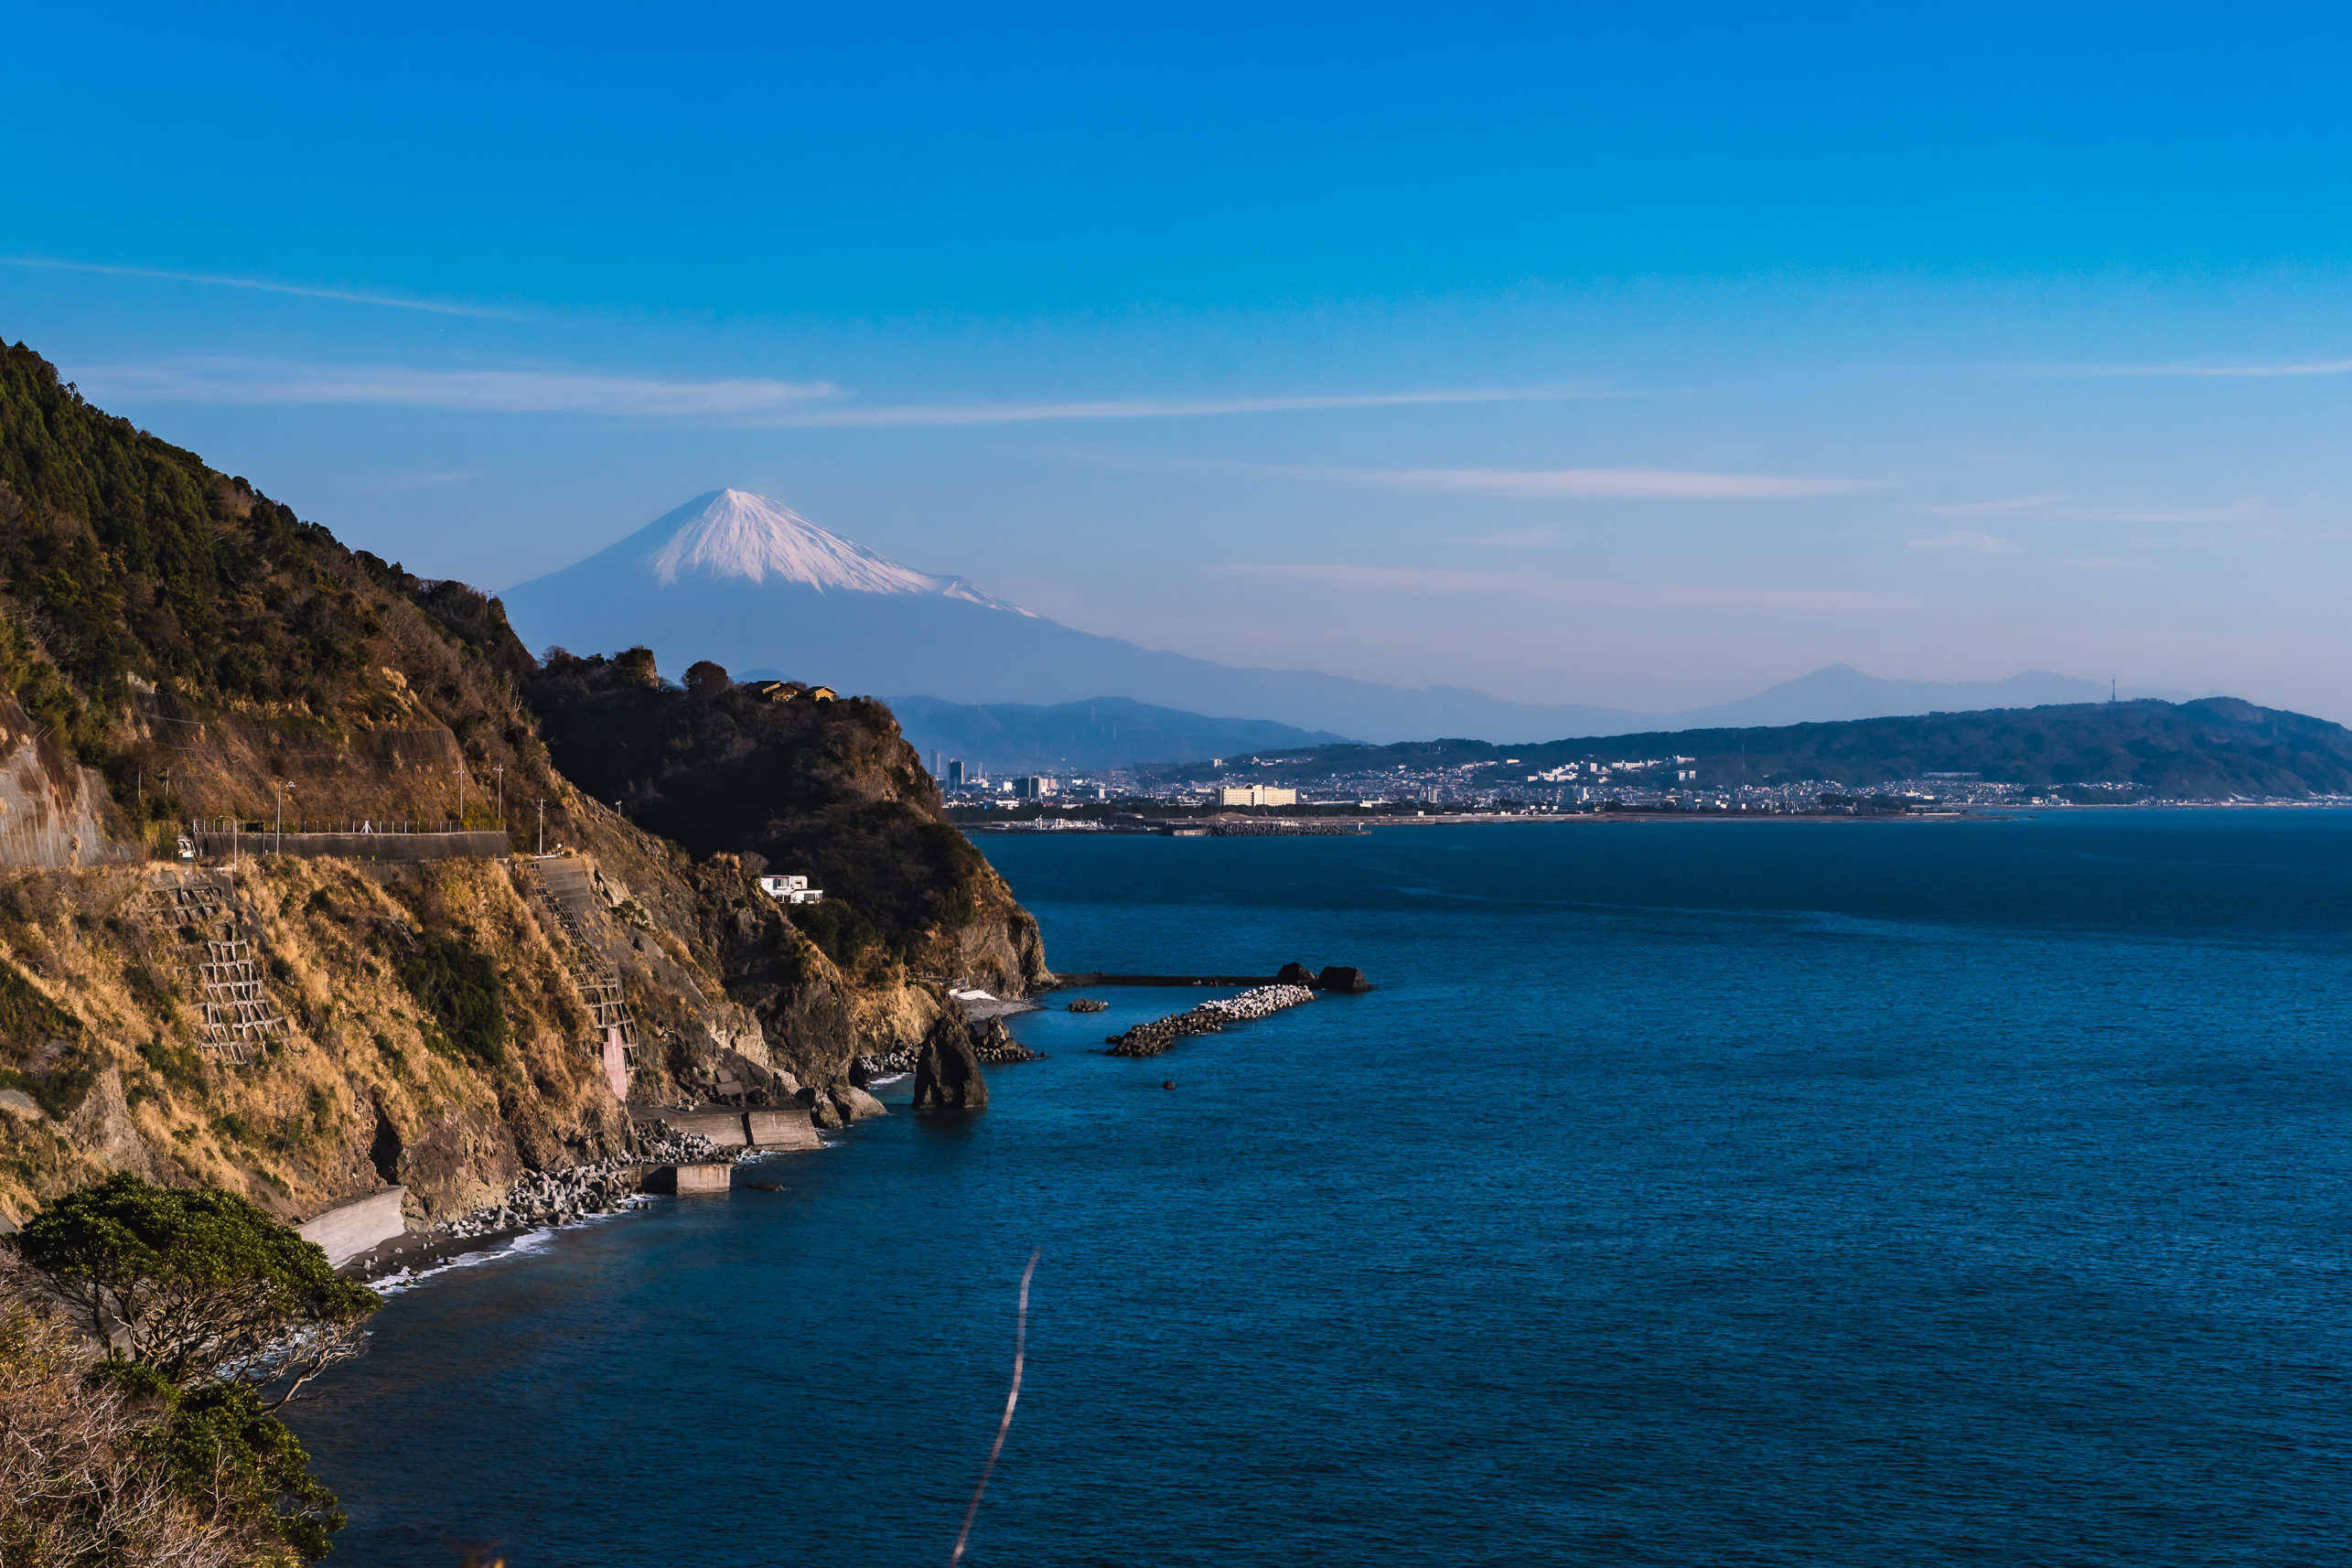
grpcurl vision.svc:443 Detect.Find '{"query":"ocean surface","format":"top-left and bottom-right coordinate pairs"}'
top-left (290, 811), bottom-right (2352, 1566)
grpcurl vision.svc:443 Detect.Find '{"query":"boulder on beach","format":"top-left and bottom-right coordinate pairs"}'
top-left (1315, 965), bottom-right (1372, 993)
top-left (841, 1084), bottom-right (888, 1121)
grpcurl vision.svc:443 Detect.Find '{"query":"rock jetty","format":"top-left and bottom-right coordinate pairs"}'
top-left (1105, 983), bottom-right (1315, 1058)
top-left (1066, 997), bottom-right (1109, 1013)
top-left (431, 1120), bottom-right (738, 1241)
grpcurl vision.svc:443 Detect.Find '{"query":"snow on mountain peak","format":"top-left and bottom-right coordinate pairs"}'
top-left (640, 489), bottom-right (1029, 613)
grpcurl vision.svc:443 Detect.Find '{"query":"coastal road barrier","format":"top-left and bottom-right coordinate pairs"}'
top-left (194, 829), bottom-right (511, 863)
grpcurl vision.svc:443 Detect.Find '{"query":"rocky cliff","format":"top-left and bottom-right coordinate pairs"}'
top-left (0, 342), bottom-right (1041, 1230)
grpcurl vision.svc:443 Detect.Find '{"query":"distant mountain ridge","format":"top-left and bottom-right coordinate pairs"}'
top-left (502, 490), bottom-right (1645, 743)
top-left (502, 489), bottom-right (2209, 745)
top-left (879, 695), bottom-right (1349, 775)
top-left (1672, 664), bottom-right (2196, 728)
top-left (1171, 698), bottom-right (2352, 800)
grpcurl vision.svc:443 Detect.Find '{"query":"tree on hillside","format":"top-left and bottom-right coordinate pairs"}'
top-left (0, 1256), bottom-right (255, 1568)
top-left (4, 1177), bottom-right (381, 1563)
top-left (9, 1173), bottom-right (379, 1404)
top-left (684, 660), bottom-right (730, 700)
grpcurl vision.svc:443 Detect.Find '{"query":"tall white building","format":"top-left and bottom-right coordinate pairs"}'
top-left (1219, 784), bottom-right (1296, 808)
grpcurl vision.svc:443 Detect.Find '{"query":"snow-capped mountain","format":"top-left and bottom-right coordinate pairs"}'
top-left (498, 490), bottom-right (2155, 745)
top-left (499, 488), bottom-right (1642, 740)
top-left (637, 489), bottom-right (1029, 613)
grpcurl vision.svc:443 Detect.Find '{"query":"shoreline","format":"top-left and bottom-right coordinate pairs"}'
top-left (967, 800), bottom-right (2352, 834)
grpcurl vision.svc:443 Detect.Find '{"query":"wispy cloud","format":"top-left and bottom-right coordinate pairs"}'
top-left (1262, 464), bottom-right (1868, 499)
top-left (1, 254), bottom-right (512, 319)
top-left (1442, 527), bottom-right (1564, 547)
top-left (2058, 357), bottom-right (2352, 379)
top-left (2057, 555), bottom-right (2157, 572)
top-left (80, 360), bottom-right (843, 416)
top-left (74, 358), bottom-right (1578, 427)
top-left (753, 388), bottom-right (1586, 428)
top-left (1909, 528), bottom-right (2024, 555)
top-left (1928, 494), bottom-right (2264, 526)
top-left (1928, 494), bottom-right (2066, 517)
top-left (1227, 563), bottom-right (1909, 614)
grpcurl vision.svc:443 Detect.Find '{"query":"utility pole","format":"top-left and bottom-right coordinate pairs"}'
top-left (273, 780), bottom-right (283, 854)
top-left (493, 764), bottom-right (505, 825)
top-left (456, 762), bottom-right (466, 828)
top-left (536, 798), bottom-right (544, 856)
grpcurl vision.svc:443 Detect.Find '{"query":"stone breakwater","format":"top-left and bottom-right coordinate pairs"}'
top-left (1105, 984), bottom-right (1316, 1058)
top-left (432, 1121), bottom-right (740, 1241)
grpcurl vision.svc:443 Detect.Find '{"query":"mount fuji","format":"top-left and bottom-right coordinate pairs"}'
top-left (498, 489), bottom-right (1640, 743)
top-left (499, 490), bottom-right (2167, 746)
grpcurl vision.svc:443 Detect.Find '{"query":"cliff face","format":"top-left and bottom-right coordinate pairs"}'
top-left (0, 855), bottom-right (631, 1225)
top-left (0, 343), bottom-right (1040, 1229)
top-left (525, 652), bottom-right (1050, 1001)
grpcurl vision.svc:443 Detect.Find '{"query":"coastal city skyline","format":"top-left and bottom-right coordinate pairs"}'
top-left (10, 3), bottom-right (2352, 722)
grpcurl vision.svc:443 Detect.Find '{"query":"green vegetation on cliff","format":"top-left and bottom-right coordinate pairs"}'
top-left (0, 339), bottom-right (557, 833)
top-left (524, 651), bottom-right (1043, 984)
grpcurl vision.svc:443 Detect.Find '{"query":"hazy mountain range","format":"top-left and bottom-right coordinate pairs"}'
top-left (1169, 698), bottom-right (2352, 802)
top-left (501, 490), bottom-right (2203, 755)
top-left (886, 696), bottom-right (1349, 775)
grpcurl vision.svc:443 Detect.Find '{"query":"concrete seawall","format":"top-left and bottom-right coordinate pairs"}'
top-left (648, 1107), bottom-right (820, 1151)
top-left (646, 1163), bottom-right (732, 1195)
top-left (298, 1187), bottom-right (408, 1269)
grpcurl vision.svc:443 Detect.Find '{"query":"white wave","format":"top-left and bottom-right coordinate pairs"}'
top-left (371, 1226), bottom-right (560, 1296)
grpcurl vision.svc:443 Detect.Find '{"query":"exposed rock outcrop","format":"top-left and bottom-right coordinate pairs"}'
top-left (910, 1014), bottom-right (989, 1112)
top-left (969, 1017), bottom-right (1042, 1064)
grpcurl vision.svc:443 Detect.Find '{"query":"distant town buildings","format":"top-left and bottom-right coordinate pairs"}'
top-left (1219, 784), bottom-right (1296, 808)
top-left (1013, 776), bottom-right (1058, 800)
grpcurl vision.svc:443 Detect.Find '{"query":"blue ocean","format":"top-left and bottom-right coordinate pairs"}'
top-left (290, 812), bottom-right (2352, 1565)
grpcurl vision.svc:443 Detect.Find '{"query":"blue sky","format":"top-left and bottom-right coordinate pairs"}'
top-left (6, 2), bottom-right (2352, 718)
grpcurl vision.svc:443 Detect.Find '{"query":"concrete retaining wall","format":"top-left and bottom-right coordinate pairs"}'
top-left (666, 1111), bottom-right (751, 1148)
top-left (646, 1163), bottom-right (731, 1195)
top-left (297, 1187), bottom-right (408, 1269)
top-left (653, 1107), bottom-right (821, 1150)
top-left (746, 1109), bottom-right (820, 1150)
